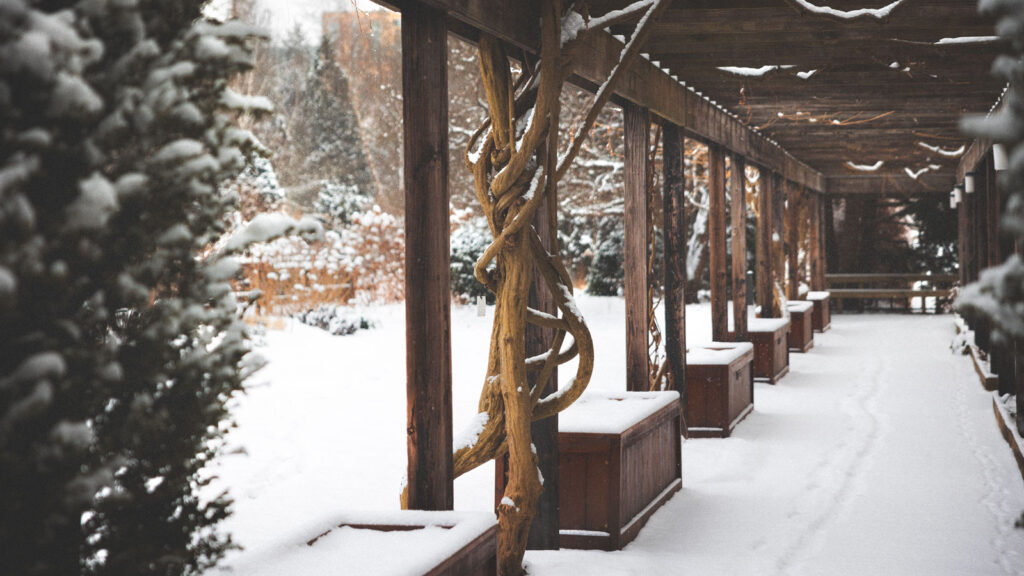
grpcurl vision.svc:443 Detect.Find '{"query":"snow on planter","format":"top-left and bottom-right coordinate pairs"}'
top-left (731, 315), bottom-right (790, 384)
top-left (686, 342), bottom-right (755, 438)
top-left (804, 290), bottom-right (832, 332)
top-left (786, 300), bottom-right (815, 353)
top-left (498, 391), bottom-right (682, 551)
top-left (240, 510), bottom-right (497, 576)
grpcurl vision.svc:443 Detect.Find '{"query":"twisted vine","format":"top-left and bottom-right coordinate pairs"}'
top-left (428, 1), bottom-right (666, 573)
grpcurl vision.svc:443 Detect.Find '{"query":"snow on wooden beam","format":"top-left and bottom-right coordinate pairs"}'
top-left (383, 0), bottom-right (825, 192)
top-left (826, 174), bottom-right (955, 195)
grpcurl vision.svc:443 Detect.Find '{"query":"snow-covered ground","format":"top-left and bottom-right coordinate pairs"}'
top-left (210, 297), bottom-right (1024, 575)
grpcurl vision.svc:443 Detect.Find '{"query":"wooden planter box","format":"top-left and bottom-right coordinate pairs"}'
top-left (303, 511), bottom-right (497, 576)
top-left (554, 392), bottom-right (682, 551)
top-left (787, 301), bottom-right (814, 353)
top-left (736, 318), bottom-right (790, 384)
top-left (685, 342), bottom-right (755, 438)
top-left (805, 291), bottom-right (831, 332)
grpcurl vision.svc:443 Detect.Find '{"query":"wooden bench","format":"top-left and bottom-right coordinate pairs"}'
top-left (787, 300), bottom-right (814, 353)
top-left (686, 342), bottom-right (755, 437)
top-left (804, 290), bottom-right (831, 332)
top-left (555, 392), bottom-right (682, 550)
top-left (302, 511), bottom-right (497, 576)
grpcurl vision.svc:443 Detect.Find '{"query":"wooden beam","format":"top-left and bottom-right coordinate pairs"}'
top-left (709, 144), bottom-right (729, 342)
top-left (624, 103), bottom-right (650, 392)
top-left (402, 4), bottom-right (453, 512)
top-left (386, 0), bottom-right (825, 192)
top-left (826, 174), bottom-right (955, 196)
top-left (662, 123), bottom-right (688, 420)
top-left (731, 154), bottom-right (749, 341)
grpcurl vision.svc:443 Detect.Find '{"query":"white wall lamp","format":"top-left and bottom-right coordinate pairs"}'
top-left (993, 144), bottom-right (1009, 172)
top-left (949, 188), bottom-right (959, 209)
top-left (964, 173), bottom-right (976, 194)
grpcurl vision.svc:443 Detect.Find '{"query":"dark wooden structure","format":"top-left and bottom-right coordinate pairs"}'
top-left (308, 513), bottom-right (498, 576)
top-left (805, 291), bottom-right (831, 333)
top-left (496, 393), bottom-right (682, 551)
top-left (402, 4), bottom-right (453, 512)
top-left (787, 301), bottom-right (815, 353)
top-left (685, 343), bottom-right (755, 438)
top-left (387, 0), bottom-right (1010, 553)
top-left (739, 318), bottom-right (790, 384)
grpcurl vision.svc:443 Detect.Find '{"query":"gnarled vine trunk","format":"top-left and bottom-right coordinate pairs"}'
top-left (402, 2), bottom-right (668, 573)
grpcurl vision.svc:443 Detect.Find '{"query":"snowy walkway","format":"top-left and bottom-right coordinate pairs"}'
top-left (529, 313), bottom-right (1024, 575)
top-left (213, 301), bottom-right (1024, 575)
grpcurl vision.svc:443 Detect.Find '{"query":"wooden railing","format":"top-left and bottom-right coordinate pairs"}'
top-left (826, 273), bottom-right (957, 313)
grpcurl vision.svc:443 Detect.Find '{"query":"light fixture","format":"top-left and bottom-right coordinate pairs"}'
top-left (949, 189), bottom-right (958, 209)
top-left (994, 144), bottom-right (1009, 171)
top-left (965, 173), bottom-right (975, 194)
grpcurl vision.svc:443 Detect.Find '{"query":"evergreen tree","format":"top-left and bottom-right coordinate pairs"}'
top-left (292, 35), bottom-right (373, 227)
top-left (587, 227), bottom-right (625, 296)
top-left (0, 1), bottom-right (273, 573)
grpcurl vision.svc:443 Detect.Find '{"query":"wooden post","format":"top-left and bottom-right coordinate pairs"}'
top-left (624, 103), bottom-right (650, 392)
top-left (786, 183), bottom-right (800, 300)
top-left (975, 162), bottom-right (991, 351)
top-left (757, 168), bottom-right (776, 317)
top-left (402, 4), bottom-right (452, 511)
top-left (522, 121), bottom-right (561, 550)
top-left (731, 154), bottom-right (748, 341)
top-left (772, 175), bottom-right (786, 313)
top-left (662, 123), bottom-right (688, 422)
top-left (708, 144), bottom-right (728, 342)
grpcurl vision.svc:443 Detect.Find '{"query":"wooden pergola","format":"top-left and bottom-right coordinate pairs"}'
top-left (384, 0), bottom-right (1010, 553)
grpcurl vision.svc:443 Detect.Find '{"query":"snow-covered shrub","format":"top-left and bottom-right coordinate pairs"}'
top-left (957, 0), bottom-right (1024, 440)
top-left (450, 208), bottom-right (492, 303)
top-left (294, 304), bottom-right (373, 336)
top-left (314, 180), bottom-right (370, 227)
top-left (240, 205), bottom-right (404, 312)
top-left (587, 226), bottom-right (625, 296)
top-left (0, 3), bottom-right (269, 574)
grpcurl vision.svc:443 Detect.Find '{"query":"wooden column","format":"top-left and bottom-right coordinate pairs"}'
top-left (708, 144), bottom-right (728, 342)
top-left (402, 4), bottom-right (452, 511)
top-left (786, 183), bottom-right (800, 300)
top-left (809, 193), bottom-right (822, 292)
top-left (624, 103), bottom-right (650, 392)
top-left (731, 154), bottom-right (749, 341)
top-left (975, 163), bottom-right (992, 351)
top-left (662, 124), bottom-right (688, 420)
top-left (958, 183), bottom-right (968, 287)
top-left (522, 130), bottom-right (560, 549)
top-left (772, 176), bottom-right (786, 312)
top-left (757, 169), bottom-right (777, 317)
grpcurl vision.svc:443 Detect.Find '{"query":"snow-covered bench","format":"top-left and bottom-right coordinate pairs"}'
top-left (686, 342), bottom-right (755, 437)
top-left (734, 317), bottom-right (790, 384)
top-left (787, 300), bottom-right (814, 353)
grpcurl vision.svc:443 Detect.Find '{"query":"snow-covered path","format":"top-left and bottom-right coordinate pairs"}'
top-left (213, 302), bottom-right (1024, 575)
top-left (528, 314), bottom-right (1024, 575)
